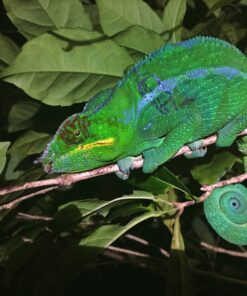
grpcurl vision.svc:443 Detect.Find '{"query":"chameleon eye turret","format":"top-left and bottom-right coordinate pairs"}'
top-left (204, 184), bottom-right (247, 245)
top-left (59, 114), bottom-right (91, 145)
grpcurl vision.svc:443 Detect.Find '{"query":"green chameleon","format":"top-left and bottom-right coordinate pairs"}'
top-left (36, 36), bottom-right (247, 245)
top-left (204, 184), bottom-right (247, 245)
top-left (37, 36), bottom-right (247, 178)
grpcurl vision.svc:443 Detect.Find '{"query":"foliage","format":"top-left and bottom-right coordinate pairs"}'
top-left (0, 0), bottom-right (247, 295)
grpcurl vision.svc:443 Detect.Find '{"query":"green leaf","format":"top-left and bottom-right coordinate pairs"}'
top-left (166, 215), bottom-right (196, 296)
top-left (3, 0), bottom-right (92, 39)
top-left (60, 191), bottom-right (156, 219)
top-left (0, 142), bottom-right (11, 175)
top-left (192, 217), bottom-right (215, 245)
top-left (219, 23), bottom-right (246, 45)
top-left (202, 0), bottom-right (222, 17)
top-left (2, 28), bottom-right (133, 106)
top-left (114, 25), bottom-right (164, 54)
top-left (8, 100), bottom-right (40, 133)
top-left (79, 210), bottom-right (159, 249)
top-left (79, 224), bottom-right (125, 248)
top-left (0, 34), bottom-right (20, 71)
top-left (106, 201), bottom-right (151, 221)
top-left (191, 151), bottom-right (240, 185)
top-left (130, 167), bottom-right (192, 197)
top-left (162, 0), bottom-right (187, 42)
top-left (171, 215), bottom-right (185, 251)
top-left (5, 130), bottom-right (50, 180)
top-left (154, 167), bottom-right (192, 197)
top-left (206, 0), bottom-right (235, 16)
top-left (220, 23), bottom-right (238, 45)
top-left (129, 173), bottom-right (171, 194)
top-left (59, 199), bottom-right (110, 218)
top-left (96, 0), bottom-right (164, 37)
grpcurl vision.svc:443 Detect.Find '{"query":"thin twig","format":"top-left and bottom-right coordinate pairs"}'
top-left (201, 242), bottom-right (247, 258)
top-left (16, 212), bottom-right (53, 221)
top-left (238, 246), bottom-right (247, 252)
top-left (104, 245), bottom-right (247, 286)
top-left (201, 173), bottom-right (247, 192)
top-left (125, 233), bottom-right (170, 257)
top-left (173, 200), bottom-right (196, 210)
top-left (0, 186), bottom-right (58, 211)
top-left (171, 181), bottom-right (241, 211)
top-left (106, 245), bottom-right (150, 258)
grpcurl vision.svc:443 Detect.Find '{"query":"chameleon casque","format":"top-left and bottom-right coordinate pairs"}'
top-left (37, 36), bottom-right (247, 245)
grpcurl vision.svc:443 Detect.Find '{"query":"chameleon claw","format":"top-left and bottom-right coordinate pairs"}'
top-left (116, 157), bottom-right (135, 180)
top-left (115, 171), bottom-right (130, 180)
top-left (185, 140), bottom-right (207, 159)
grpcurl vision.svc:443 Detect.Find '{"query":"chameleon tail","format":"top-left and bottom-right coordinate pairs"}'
top-left (204, 184), bottom-right (247, 245)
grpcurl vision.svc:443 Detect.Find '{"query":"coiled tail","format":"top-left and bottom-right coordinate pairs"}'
top-left (204, 184), bottom-right (247, 245)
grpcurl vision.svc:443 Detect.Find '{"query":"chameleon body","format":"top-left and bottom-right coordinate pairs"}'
top-left (204, 184), bottom-right (247, 245)
top-left (37, 37), bottom-right (247, 179)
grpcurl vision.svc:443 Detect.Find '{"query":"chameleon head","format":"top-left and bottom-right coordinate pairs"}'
top-left (36, 112), bottom-right (125, 173)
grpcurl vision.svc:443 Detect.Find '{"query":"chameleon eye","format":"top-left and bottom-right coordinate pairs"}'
top-left (60, 115), bottom-right (90, 145)
top-left (74, 130), bottom-right (81, 137)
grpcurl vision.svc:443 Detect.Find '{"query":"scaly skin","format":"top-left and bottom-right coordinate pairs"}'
top-left (37, 36), bottom-right (247, 178)
top-left (204, 184), bottom-right (247, 245)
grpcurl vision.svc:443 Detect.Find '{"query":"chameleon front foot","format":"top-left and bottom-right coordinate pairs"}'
top-left (142, 149), bottom-right (159, 173)
top-left (185, 140), bottom-right (207, 159)
top-left (116, 157), bottom-right (135, 180)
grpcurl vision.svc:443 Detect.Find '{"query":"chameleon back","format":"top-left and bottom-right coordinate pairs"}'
top-left (120, 36), bottom-right (247, 88)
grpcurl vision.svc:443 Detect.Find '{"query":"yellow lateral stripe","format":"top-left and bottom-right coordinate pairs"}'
top-left (78, 137), bottom-right (115, 151)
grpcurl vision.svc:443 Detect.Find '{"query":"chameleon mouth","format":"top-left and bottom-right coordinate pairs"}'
top-left (43, 160), bottom-right (53, 174)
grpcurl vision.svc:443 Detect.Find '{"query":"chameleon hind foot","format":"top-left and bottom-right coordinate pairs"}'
top-left (142, 148), bottom-right (159, 173)
top-left (184, 140), bottom-right (207, 159)
top-left (216, 112), bottom-right (247, 147)
top-left (116, 157), bottom-right (135, 180)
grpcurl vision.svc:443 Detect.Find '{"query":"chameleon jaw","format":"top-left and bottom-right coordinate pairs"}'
top-left (37, 137), bottom-right (117, 174)
top-left (43, 160), bottom-right (53, 174)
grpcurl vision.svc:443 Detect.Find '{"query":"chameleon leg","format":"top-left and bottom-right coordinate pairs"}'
top-left (216, 112), bottom-right (247, 147)
top-left (116, 157), bottom-right (135, 180)
top-left (142, 121), bottom-right (198, 173)
top-left (184, 140), bottom-right (207, 159)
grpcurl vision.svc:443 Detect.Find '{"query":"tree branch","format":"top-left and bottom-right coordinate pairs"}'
top-left (0, 186), bottom-right (58, 211)
top-left (0, 128), bottom-right (247, 206)
top-left (201, 173), bottom-right (247, 192)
